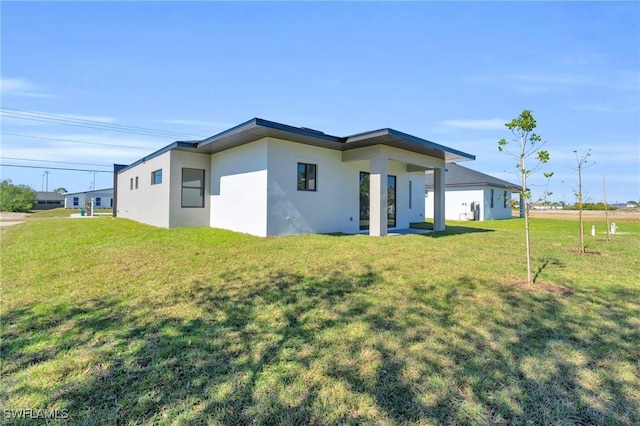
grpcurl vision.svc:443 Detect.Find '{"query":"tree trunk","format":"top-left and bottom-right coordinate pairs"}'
top-left (521, 152), bottom-right (532, 285)
top-left (578, 165), bottom-right (585, 253)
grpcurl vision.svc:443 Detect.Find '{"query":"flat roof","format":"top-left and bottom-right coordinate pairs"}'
top-left (118, 118), bottom-right (475, 173)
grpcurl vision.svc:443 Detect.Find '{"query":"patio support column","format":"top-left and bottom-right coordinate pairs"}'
top-left (369, 153), bottom-right (388, 237)
top-left (433, 166), bottom-right (446, 231)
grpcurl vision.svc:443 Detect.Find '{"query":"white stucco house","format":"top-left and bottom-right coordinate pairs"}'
top-left (425, 163), bottom-right (522, 221)
top-left (64, 188), bottom-right (114, 209)
top-left (114, 118), bottom-right (475, 237)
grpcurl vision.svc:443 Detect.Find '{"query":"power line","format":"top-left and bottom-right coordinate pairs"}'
top-left (0, 157), bottom-right (113, 168)
top-left (1, 107), bottom-right (206, 139)
top-left (0, 164), bottom-right (113, 173)
top-left (2, 107), bottom-right (205, 138)
top-left (1, 132), bottom-right (153, 150)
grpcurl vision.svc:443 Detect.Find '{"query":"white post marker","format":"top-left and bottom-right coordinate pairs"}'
top-left (611, 223), bottom-right (617, 234)
top-left (591, 225), bottom-right (596, 236)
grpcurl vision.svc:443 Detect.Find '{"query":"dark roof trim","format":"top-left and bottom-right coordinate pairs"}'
top-left (430, 182), bottom-right (522, 191)
top-left (425, 163), bottom-right (522, 191)
top-left (200, 118), bottom-right (344, 146)
top-left (118, 118), bottom-right (476, 174)
top-left (117, 141), bottom-right (198, 174)
top-left (64, 188), bottom-right (113, 196)
top-left (345, 128), bottom-right (475, 161)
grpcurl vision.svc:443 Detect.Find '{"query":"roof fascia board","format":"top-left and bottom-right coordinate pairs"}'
top-left (346, 128), bottom-right (475, 161)
top-left (198, 117), bottom-right (345, 149)
top-left (387, 129), bottom-right (475, 161)
top-left (117, 141), bottom-right (198, 174)
top-left (65, 188), bottom-right (113, 196)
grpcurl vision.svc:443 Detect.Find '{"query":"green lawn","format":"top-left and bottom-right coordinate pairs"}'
top-left (1, 214), bottom-right (639, 425)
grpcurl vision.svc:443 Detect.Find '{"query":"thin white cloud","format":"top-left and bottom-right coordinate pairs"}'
top-left (1, 132), bottom-right (164, 165)
top-left (162, 119), bottom-right (219, 127)
top-left (440, 119), bottom-right (507, 130)
top-left (508, 70), bottom-right (640, 93)
top-left (0, 77), bottom-right (52, 98)
top-left (571, 103), bottom-right (639, 113)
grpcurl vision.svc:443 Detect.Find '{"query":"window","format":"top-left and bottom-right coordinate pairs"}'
top-left (182, 168), bottom-right (205, 208)
top-left (130, 178), bottom-right (133, 190)
top-left (297, 163), bottom-right (317, 191)
top-left (135, 176), bottom-right (139, 189)
top-left (95, 197), bottom-right (101, 207)
top-left (152, 169), bottom-right (162, 185)
top-left (73, 197), bottom-right (79, 206)
top-left (490, 189), bottom-right (494, 208)
top-left (503, 191), bottom-right (508, 208)
top-left (110, 199), bottom-right (113, 207)
top-left (409, 180), bottom-right (413, 209)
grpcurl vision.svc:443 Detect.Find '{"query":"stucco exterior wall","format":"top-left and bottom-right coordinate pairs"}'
top-left (266, 139), bottom-right (426, 236)
top-left (483, 187), bottom-right (513, 220)
top-left (210, 140), bottom-right (268, 236)
top-left (266, 139), bottom-right (359, 235)
top-left (64, 191), bottom-right (113, 209)
top-left (116, 152), bottom-right (171, 227)
top-left (169, 151), bottom-right (211, 228)
top-left (425, 186), bottom-right (514, 221)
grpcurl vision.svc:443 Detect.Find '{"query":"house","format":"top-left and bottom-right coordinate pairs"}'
top-left (64, 188), bottom-right (114, 209)
top-left (425, 163), bottom-right (522, 221)
top-left (34, 191), bottom-right (65, 210)
top-left (114, 118), bottom-right (475, 237)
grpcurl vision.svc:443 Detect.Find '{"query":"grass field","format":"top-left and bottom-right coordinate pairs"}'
top-left (1, 211), bottom-right (639, 425)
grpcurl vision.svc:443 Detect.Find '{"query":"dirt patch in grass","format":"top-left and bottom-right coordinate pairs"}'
top-left (529, 209), bottom-right (640, 221)
top-left (567, 248), bottom-right (602, 255)
top-left (0, 212), bottom-right (29, 220)
top-left (507, 280), bottom-right (575, 296)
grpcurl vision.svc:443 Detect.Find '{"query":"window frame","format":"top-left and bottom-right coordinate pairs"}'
top-left (181, 168), bottom-right (205, 208)
top-left (135, 176), bottom-right (139, 189)
top-left (503, 190), bottom-right (508, 208)
top-left (73, 197), bottom-right (79, 207)
top-left (297, 162), bottom-right (317, 192)
top-left (95, 197), bottom-right (101, 207)
top-left (151, 169), bottom-right (163, 185)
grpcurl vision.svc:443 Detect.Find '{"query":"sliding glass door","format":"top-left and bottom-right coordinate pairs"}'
top-left (359, 172), bottom-right (396, 230)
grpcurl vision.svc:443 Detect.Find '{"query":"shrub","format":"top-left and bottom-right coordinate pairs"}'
top-left (0, 179), bottom-right (36, 212)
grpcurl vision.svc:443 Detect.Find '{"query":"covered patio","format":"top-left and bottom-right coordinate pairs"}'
top-left (341, 129), bottom-right (474, 237)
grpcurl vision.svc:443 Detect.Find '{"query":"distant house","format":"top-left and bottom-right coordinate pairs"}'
top-left (64, 188), bottom-right (114, 209)
top-left (425, 163), bottom-right (522, 221)
top-left (34, 192), bottom-right (65, 210)
top-left (114, 118), bottom-right (475, 236)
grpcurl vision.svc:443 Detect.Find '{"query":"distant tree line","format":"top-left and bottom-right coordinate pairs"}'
top-left (563, 202), bottom-right (617, 211)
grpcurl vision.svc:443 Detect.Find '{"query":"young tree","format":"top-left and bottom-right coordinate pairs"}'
top-left (0, 179), bottom-right (36, 212)
top-left (572, 149), bottom-right (592, 253)
top-left (498, 110), bottom-right (552, 285)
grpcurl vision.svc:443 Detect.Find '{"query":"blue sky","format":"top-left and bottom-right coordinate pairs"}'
top-left (2, 2), bottom-right (638, 204)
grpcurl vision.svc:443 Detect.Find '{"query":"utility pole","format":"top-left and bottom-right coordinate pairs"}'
top-left (89, 171), bottom-right (96, 190)
top-left (44, 171), bottom-right (51, 192)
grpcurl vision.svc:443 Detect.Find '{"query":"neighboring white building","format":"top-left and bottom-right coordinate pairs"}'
top-left (425, 163), bottom-right (522, 221)
top-left (114, 118), bottom-right (475, 237)
top-left (64, 188), bottom-right (114, 209)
